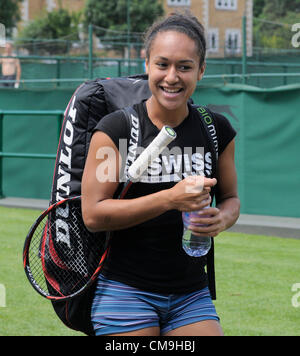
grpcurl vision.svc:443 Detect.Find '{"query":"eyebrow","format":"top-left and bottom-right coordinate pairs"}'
top-left (154, 56), bottom-right (195, 63)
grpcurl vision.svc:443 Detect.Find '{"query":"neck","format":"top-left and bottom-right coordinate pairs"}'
top-left (146, 96), bottom-right (189, 129)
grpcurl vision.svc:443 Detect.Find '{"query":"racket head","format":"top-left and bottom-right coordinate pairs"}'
top-left (23, 196), bottom-right (108, 301)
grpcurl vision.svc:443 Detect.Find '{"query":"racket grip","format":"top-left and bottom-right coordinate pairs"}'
top-left (128, 126), bottom-right (176, 181)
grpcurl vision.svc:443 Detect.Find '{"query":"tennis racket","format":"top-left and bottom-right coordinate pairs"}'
top-left (23, 125), bottom-right (176, 301)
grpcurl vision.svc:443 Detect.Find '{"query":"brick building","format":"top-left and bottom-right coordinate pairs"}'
top-left (163, 0), bottom-right (253, 57)
top-left (18, 0), bottom-right (253, 57)
top-left (19, 0), bottom-right (85, 24)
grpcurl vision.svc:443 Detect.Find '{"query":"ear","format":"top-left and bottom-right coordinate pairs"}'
top-left (197, 62), bottom-right (206, 81)
top-left (145, 58), bottom-right (149, 74)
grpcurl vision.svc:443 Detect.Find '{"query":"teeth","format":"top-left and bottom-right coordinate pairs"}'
top-left (163, 87), bottom-right (181, 93)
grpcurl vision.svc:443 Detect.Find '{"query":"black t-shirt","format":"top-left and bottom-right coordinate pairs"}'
top-left (94, 101), bottom-right (236, 294)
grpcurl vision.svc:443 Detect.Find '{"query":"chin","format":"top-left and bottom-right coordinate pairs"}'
top-left (161, 102), bottom-right (183, 112)
top-left (156, 92), bottom-right (188, 111)
top-left (158, 97), bottom-right (188, 112)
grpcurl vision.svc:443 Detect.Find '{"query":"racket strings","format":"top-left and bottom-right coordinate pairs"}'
top-left (27, 200), bottom-right (107, 298)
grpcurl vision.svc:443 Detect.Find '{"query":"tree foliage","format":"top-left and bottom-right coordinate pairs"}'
top-left (17, 8), bottom-right (81, 54)
top-left (253, 0), bottom-right (266, 18)
top-left (253, 0), bottom-right (300, 49)
top-left (84, 0), bottom-right (164, 43)
top-left (0, 0), bottom-right (22, 36)
top-left (254, 0), bottom-right (300, 18)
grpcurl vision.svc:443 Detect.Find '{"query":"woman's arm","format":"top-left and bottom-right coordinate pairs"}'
top-left (81, 131), bottom-right (216, 232)
top-left (187, 139), bottom-right (240, 237)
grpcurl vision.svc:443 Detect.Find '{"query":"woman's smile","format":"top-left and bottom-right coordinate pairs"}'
top-left (159, 85), bottom-right (184, 97)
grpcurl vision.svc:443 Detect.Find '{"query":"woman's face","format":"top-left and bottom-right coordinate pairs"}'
top-left (146, 30), bottom-right (205, 113)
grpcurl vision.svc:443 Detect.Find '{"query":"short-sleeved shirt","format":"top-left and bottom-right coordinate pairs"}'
top-left (94, 100), bottom-right (236, 294)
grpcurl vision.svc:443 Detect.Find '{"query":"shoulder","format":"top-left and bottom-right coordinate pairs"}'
top-left (212, 111), bottom-right (235, 131)
top-left (191, 105), bottom-right (236, 155)
top-left (211, 111), bottom-right (236, 155)
top-left (94, 109), bottom-right (129, 148)
top-left (95, 108), bottom-right (129, 131)
top-left (192, 105), bottom-right (233, 129)
top-left (98, 108), bottom-right (127, 124)
top-left (211, 111), bottom-right (236, 139)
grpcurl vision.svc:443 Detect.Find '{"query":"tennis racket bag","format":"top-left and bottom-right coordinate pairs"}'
top-left (48, 74), bottom-right (218, 336)
top-left (49, 74), bottom-right (151, 335)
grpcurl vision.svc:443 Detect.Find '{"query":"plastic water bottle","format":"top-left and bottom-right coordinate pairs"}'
top-left (182, 206), bottom-right (211, 257)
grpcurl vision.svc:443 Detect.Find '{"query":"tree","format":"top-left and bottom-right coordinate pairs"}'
top-left (255, 12), bottom-right (300, 49)
top-left (254, 0), bottom-right (300, 19)
top-left (0, 0), bottom-right (22, 36)
top-left (17, 8), bottom-right (82, 54)
top-left (253, 0), bottom-right (266, 18)
top-left (84, 0), bottom-right (164, 52)
top-left (253, 0), bottom-right (300, 49)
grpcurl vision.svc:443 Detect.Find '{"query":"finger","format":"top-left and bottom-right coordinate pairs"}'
top-left (189, 223), bottom-right (220, 236)
top-left (189, 196), bottom-right (211, 211)
top-left (191, 230), bottom-right (220, 238)
top-left (188, 224), bottom-right (213, 234)
top-left (204, 177), bottom-right (217, 187)
top-left (201, 187), bottom-right (211, 194)
top-left (189, 210), bottom-right (219, 225)
top-left (196, 207), bottom-right (219, 216)
top-left (190, 216), bottom-right (214, 225)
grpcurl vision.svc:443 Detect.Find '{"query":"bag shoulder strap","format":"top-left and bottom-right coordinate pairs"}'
top-left (110, 106), bottom-right (141, 199)
top-left (193, 104), bottom-right (218, 300)
top-left (121, 105), bottom-right (142, 170)
top-left (105, 106), bottom-right (141, 242)
top-left (194, 105), bottom-right (218, 161)
top-left (122, 106), bottom-right (140, 139)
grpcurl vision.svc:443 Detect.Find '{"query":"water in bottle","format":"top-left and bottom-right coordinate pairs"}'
top-left (182, 207), bottom-right (211, 257)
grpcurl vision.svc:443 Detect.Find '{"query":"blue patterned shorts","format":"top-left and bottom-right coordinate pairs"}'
top-left (91, 274), bottom-right (219, 336)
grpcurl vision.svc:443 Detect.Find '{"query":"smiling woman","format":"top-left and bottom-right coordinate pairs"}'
top-left (81, 11), bottom-right (240, 337)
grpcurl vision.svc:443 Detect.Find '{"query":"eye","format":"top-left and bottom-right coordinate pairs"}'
top-left (156, 62), bottom-right (168, 69)
top-left (178, 65), bottom-right (192, 71)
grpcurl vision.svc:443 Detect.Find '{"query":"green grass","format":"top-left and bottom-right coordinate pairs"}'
top-left (214, 232), bottom-right (300, 336)
top-left (0, 206), bottom-right (79, 336)
top-left (1, 206), bottom-right (300, 336)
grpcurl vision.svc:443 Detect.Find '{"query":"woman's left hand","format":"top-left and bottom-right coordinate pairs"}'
top-left (186, 138), bottom-right (240, 238)
top-left (187, 207), bottom-right (226, 238)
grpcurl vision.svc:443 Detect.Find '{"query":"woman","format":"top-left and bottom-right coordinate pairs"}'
top-left (82, 13), bottom-right (240, 336)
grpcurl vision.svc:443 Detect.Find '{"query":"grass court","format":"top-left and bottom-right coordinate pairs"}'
top-left (0, 206), bottom-right (299, 336)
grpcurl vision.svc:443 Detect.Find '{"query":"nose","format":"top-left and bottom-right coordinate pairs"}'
top-left (165, 65), bottom-right (179, 84)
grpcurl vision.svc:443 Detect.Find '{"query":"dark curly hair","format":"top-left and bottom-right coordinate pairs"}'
top-left (144, 12), bottom-right (206, 67)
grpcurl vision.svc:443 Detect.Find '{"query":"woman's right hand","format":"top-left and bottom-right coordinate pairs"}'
top-left (167, 176), bottom-right (217, 212)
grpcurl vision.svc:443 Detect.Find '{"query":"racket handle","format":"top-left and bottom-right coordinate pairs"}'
top-left (128, 126), bottom-right (176, 181)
